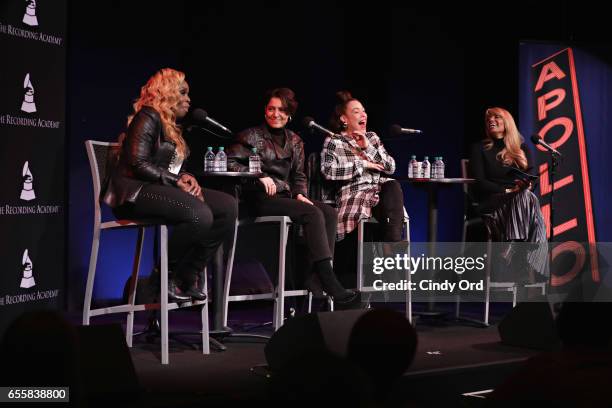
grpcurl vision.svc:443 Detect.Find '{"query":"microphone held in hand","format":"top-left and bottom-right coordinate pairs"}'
top-left (530, 134), bottom-right (562, 156)
top-left (303, 116), bottom-right (335, 137)
top-left (190, 108), bottom-right (233, 135)
top-left (390, 124), bottom-right (424, 136)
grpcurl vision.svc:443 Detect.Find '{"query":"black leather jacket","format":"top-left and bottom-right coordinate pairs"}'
top-left (103, 106), bottom-right (182, 208)
top-left (227, 124), bottom-right (307, 198)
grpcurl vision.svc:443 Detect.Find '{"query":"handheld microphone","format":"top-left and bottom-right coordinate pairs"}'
top-left (191, 108), bottom-right (233, 134)
top-left (531, 134), bottom-right (562, 156)
top-left (390, 124), bottom-right (423, 136)
top-left (303, 116), bottom-right (335, 137)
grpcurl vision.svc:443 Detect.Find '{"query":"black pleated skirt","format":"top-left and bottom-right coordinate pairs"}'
top-left (481, 189), bottom-right (549, 277)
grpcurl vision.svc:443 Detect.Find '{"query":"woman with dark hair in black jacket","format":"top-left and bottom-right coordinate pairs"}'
top-left (104, 68), bottom-right (237, 302)
top-left (227, 88), bottom-right (359, 307)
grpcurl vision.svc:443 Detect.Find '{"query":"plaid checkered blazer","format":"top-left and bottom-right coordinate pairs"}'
top-left (320, 131), bottom-right (395, 241)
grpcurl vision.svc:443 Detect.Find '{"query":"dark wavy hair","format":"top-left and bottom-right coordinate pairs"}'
top-left (329, 90), bottom-right (358, 132)
top-left (264, 87), bottom-right (298, 117)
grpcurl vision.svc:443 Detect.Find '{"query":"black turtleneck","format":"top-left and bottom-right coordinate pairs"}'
top-left (266, 123), bottom-right (286, 148)
top-left (469, 138), bottom-right (534, 201)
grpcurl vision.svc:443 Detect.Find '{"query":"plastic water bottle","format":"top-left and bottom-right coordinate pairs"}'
top-left (431, 157), bottom-right (438, 178)
top-left (438, 156), bottom-right (445, 179)
top-left (408, 155), bottom-right (418, 178)
top-left (422, 156), bottom-right (431, 179)
top-left (204, 146), bottom-right (215, 172)
top-left (249, 147), bottom-right (261, 173)
top-left (214, 146), bottom-right (227, 172)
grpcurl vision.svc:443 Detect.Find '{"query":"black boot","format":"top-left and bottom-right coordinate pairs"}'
top-left (168, 279), bottom-right (190, 302)
top-left (151, 267), bottom-right (190, 303)
top-left (176, 268), bottom-right (208, 301)
top-left (314, 259), bottom-right (358, 304)
top-left (182, 285), bottom-right (207, 301)
top-left (304, 272), bottom-right (326, 298)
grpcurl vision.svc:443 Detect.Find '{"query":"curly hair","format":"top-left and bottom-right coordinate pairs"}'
top-left (128, 68), bottom-right (189, 159)
top-left (329, 90), bottom-right (358, 132)
top-left (483, 107), bottom-right (527, 170)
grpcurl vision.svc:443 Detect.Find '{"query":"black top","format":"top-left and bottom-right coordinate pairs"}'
top-left (265, 123), bottom-right (286, 147)
top-left (103, 106), bottom-right (182, 208)
top-left (226, 124), bottom-right (307, 198)
top-left (469, 138), bottom-right (534, 203)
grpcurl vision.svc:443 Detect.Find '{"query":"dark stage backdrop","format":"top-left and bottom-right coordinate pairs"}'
top-left (0, 1), bottom-right (67, 335)
top-left (66, 2), bottom-right (606, 306)
top-left (519, 42), bottom-right (612, 293)
top-left (67, 3), bottom-right (467, 306)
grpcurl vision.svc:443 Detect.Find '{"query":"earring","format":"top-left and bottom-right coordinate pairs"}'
top-left (288, 115), bottom-right (292, 123)
top-left (340, 121), bottom-right (348, 130)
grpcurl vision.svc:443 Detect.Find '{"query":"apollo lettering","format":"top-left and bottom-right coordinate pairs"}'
top-left (531, 48), bottom-right (598, 284)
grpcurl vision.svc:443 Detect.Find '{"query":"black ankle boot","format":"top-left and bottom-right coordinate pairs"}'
top-left (314, 259), bottom-right (357, 303)
top-left (304, 272), bottom-right (326, 299)
top-left (182, 286), bottom-right (207, 301)
top-left (168, 279), bottom-right (190, 302)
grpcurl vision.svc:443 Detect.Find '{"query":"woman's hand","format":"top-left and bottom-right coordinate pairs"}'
top-left (258, 177), bottom-right (277, 196)
top-left (517, 179), bottom-right (533, 190)
top-left (351, 131), bottom-right (369, 149)
top-left (177, 174), bottom-right (203, 200)
top-left (505, 179), bottom-right (532, 193)
top-left (364, 161), bottom-right (385, 172)
top-left (296, 194), bottom-right (313, 205)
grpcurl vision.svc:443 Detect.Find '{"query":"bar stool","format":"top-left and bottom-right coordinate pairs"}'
top-left (83, 140), bottom-right (210, 364)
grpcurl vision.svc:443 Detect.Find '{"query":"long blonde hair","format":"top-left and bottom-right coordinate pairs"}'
top-left (483, 107), bottom-right (527, 170)
top-left (128, 68), bottom-right (188, 159)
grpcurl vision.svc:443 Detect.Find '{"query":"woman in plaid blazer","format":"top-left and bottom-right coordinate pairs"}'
top-left (321, 91), bottom-right (405, 243)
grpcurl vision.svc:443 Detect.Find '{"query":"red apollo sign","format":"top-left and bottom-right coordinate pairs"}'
top-left (531, 48), bottom-right (598, 286)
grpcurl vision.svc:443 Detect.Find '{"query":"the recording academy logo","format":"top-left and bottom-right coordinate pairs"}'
top-left (21, 73), bottom-right (36, 114)
top-left (20, 249), bottom-right (35, 289)
top-left (0, 250), bottom-right (60, 307)
top-left (0, 161), bottom-right (61, 216)
top-left (0, 1), bottom-right (63, 46)
top-left (20, 161), bottom-right (36, 201)
top-left (0, 73), bottom-right (62, 129)
top-left (22, 0), bottom-right (39, 27)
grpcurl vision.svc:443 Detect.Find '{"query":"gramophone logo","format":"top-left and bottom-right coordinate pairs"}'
top-left (21, 73), bottom-right (37, 113)
top-left (22, 0), bottom-right (39, 27)
top-left (20, 249), bottom-right (36, 289)
top-left (20, 161), bottom-right (36, 201)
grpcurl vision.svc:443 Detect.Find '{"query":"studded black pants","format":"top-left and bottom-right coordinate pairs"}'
top-left (115, 185), bottom-right (237, 288)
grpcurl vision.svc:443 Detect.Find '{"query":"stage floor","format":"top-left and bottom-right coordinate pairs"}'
top-left (98, 302), bottom-right (539, 407)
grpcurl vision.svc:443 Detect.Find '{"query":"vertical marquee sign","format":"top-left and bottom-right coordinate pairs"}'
top-left (531, 48), bottom-right (598, 288)
top-left (0, 1), bottom-right (67, 336)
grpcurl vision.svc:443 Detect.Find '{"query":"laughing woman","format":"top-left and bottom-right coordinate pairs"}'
top-left (469, 107), bottom-right (548, 281)
top-left (321, 91), bottom-right (405, 244)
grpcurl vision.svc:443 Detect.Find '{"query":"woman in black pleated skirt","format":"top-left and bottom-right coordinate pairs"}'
top-left (469, 107), bottom-right (548, 281)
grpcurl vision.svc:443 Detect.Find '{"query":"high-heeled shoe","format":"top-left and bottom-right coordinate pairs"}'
top-left (304, 273), bottom-right (326, 299)
top-left (314, 259), bottom-right (359, 304)
top-left (168, 279), bottom-right (190, 302)
top-left (181, 285), bottom-right (207, 301)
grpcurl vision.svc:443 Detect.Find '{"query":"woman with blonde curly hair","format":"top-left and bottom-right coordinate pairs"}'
top-left (469, 107), bottom-right (548, 280)
top-left (104, 68), bottom-right (237, 302)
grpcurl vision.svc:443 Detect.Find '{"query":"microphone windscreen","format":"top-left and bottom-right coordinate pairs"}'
top-left (191, 108), bottom-right (208, 122)
top-left (390, 124), bottom-right (402, 136)
top-left (530, 134), bottom-right (541, 144)
top-left (302, 116), bottom-right (315, 127)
